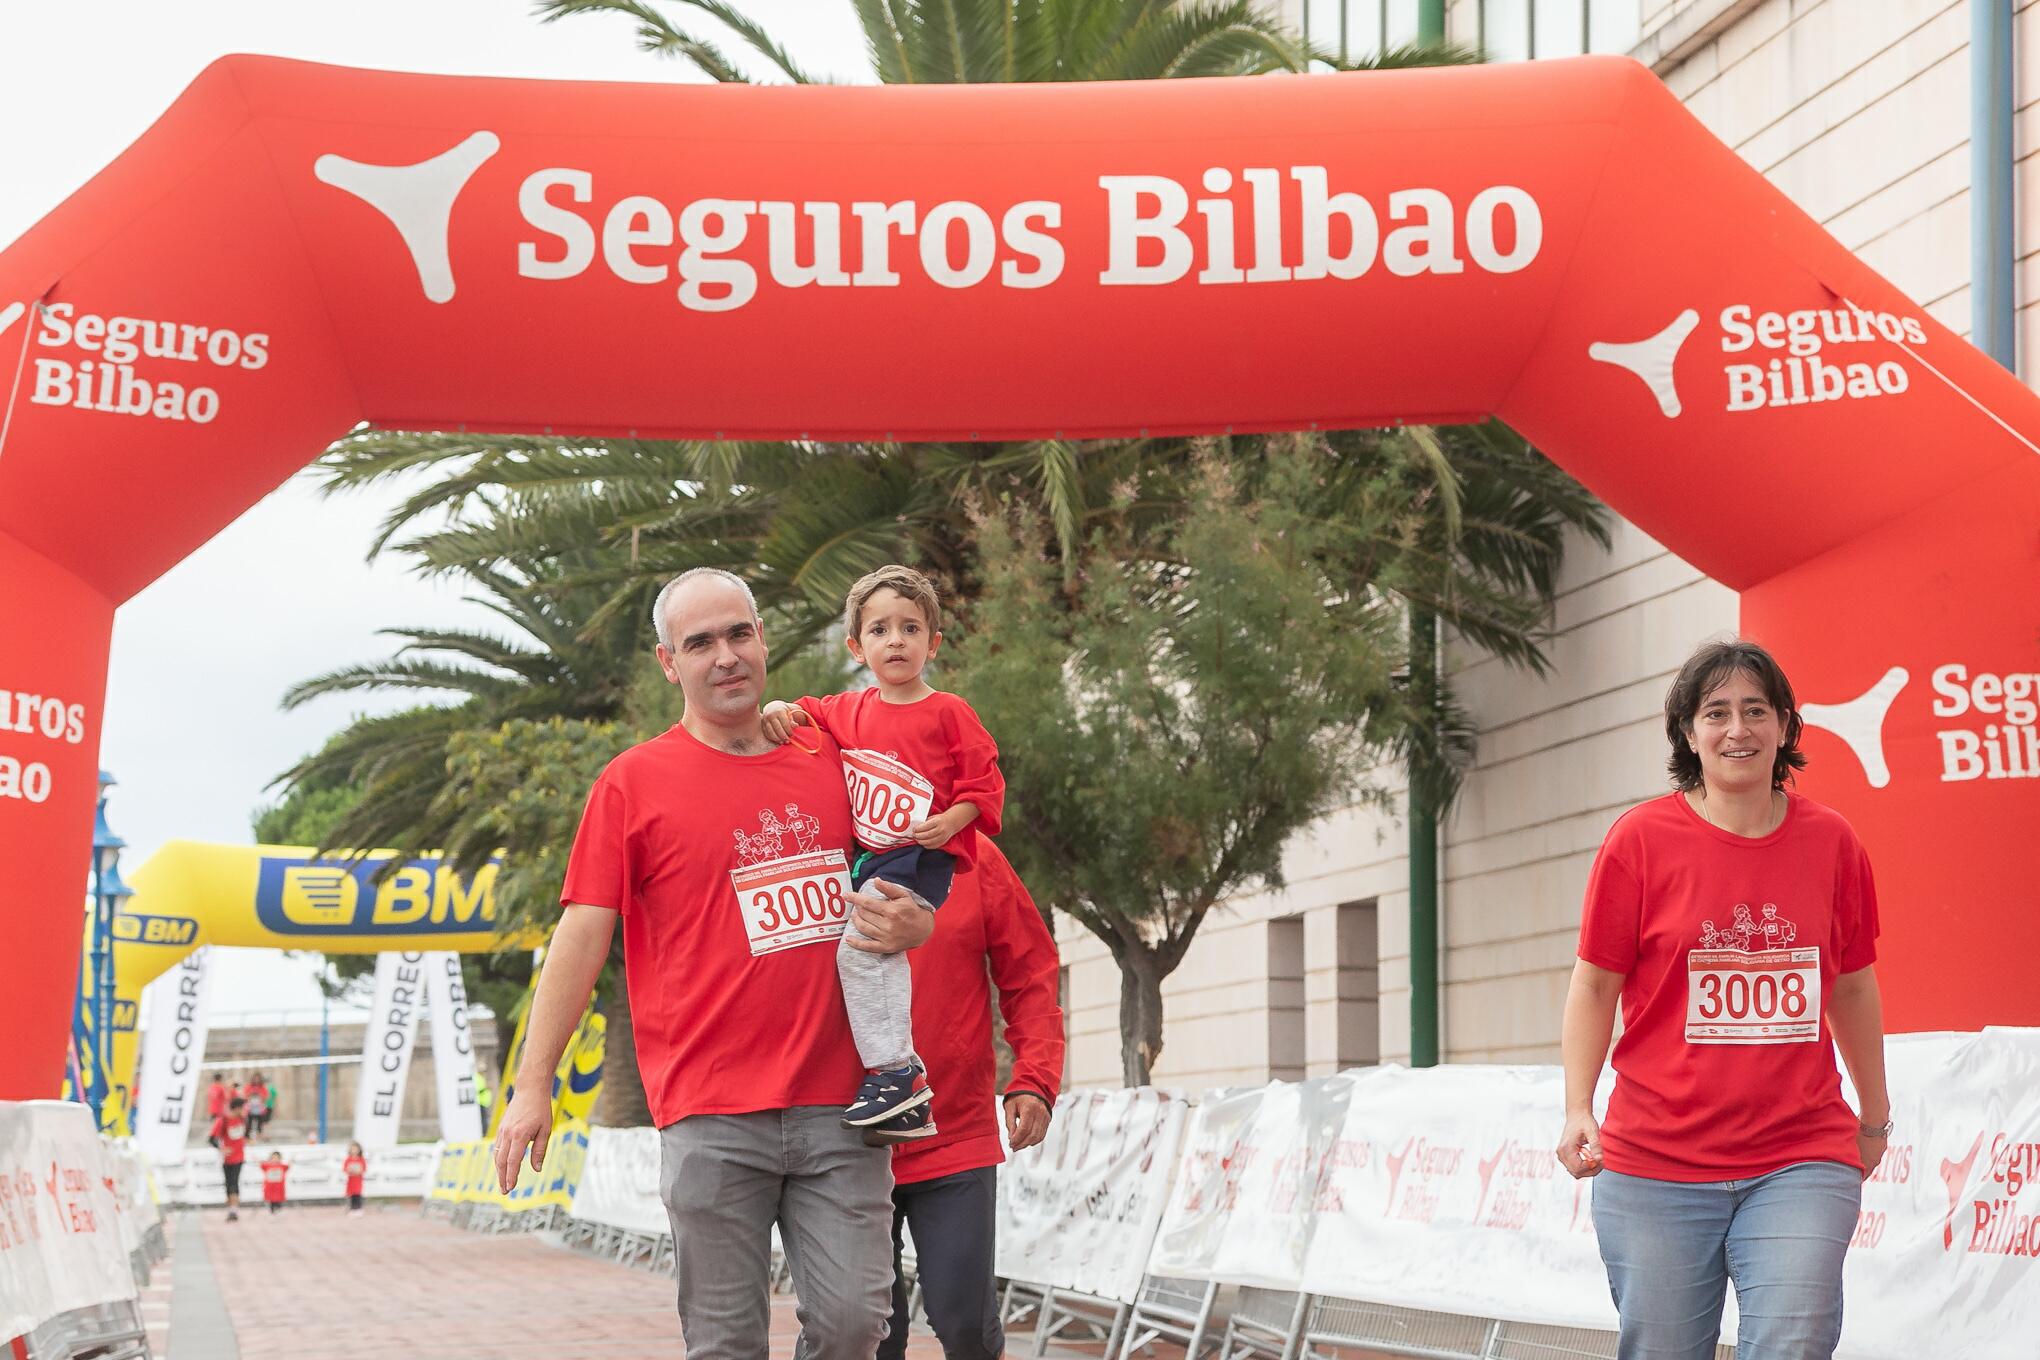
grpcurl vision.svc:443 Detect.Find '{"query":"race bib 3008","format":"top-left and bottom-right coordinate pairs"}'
top-left (728, 849), bottom-right (853, 956)
top-left (1685, 947), bottom-right (1821, 1044)
top-left (841, 748), bottom-right (935, 850)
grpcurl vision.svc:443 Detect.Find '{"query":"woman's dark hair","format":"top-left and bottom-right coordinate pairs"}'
top-left (1664, 638), bottom-right (1807, 791)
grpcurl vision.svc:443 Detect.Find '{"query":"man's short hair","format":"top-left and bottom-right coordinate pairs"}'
top-left (843, 565), bottom-right (942, 639)
top-left (652, 568), bottom-right (759, 648)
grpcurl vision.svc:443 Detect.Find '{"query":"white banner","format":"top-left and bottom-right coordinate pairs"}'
top-left (146, 1140), bottom-right (442, 1206)
top-left (1301, 1064), bottom-right (1616, 1330)
top-left (571, 1126), bottom-right (670, 1236)
top-left (996, 1087), bottom-right (1186, 1301)
top-left (0, 1101), bottom-right (139, 1344)
top-left (353, 950), bottom-right (427, 1149)
top-left (1149, 1075), bottom-right (1355, 1289)
top-left (1836, 1029), bottom-right (2040, 1360)
top-left (132, 947), bottom-right (213, 1163)
top-left (424, 952), bottom-right (483, 1142)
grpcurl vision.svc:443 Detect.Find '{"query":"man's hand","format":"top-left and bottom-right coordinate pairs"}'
top-left (1004, 1093), bottom-right (1051, 1151)
top-left (910, 803), bottom-right (977, 850)
top-left (843, 877), bottom-right (936, 954)
top-left (492, 1090), bottom-right (554, 1194)
top-left (760, 700), bottom-right (812, 746)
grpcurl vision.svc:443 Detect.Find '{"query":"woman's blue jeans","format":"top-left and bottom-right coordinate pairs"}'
top-left (1591, 1161), bottom-right (1861, 1360)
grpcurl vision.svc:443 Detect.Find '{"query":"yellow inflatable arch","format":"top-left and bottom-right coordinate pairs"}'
top-left (99, 840), bottom-right (542, 1132)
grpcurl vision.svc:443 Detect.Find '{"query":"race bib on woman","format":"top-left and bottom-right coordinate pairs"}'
top-left (841, 748), bottom-right (935, 850)
top-left (1685, 946), bottom-right (1821, 1043)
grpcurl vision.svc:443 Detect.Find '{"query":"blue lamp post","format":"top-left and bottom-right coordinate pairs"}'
top-left (87, 770), bottom-right (131, 1131)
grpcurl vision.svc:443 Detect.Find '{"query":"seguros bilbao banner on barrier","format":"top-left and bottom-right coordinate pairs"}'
top-left (0, 1101), bottom-right (141, 1345)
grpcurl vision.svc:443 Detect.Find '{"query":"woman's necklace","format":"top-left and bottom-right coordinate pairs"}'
top-left (1697, 786), bottom-right (1785, 837)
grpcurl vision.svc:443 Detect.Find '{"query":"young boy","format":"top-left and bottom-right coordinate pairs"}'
top-left (761, 565), bottom-right (1004, 1145)
top-left (259, 1150), bottom-right (289, 1214)
top-left (210, 1095), bottom-right (249, 1221)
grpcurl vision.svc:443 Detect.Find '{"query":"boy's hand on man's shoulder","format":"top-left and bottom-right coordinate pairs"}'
top-left (759, 700), bottom-right (811, 745)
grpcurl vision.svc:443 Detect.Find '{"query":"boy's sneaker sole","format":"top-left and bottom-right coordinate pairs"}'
top-left (863, 1118), bottom-right (939, 1146)
top-left (840, 1084), bottom-right (933, 1128)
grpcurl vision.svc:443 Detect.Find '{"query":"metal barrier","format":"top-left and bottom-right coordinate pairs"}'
top-left (19, 1228), bottom-right (165, 1360)
top-left (1219, 1286), bottom-right (1308, 1360)
top-left (1026, 1286), bottom-right (1129, 1360)
top-left (1115, 1275), bottom-right (1220, 1360)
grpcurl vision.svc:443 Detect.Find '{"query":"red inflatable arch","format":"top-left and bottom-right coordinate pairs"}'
top-left (2, 55), bottom-right (2035, 1098)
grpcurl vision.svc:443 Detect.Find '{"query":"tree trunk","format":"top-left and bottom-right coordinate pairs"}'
top-left (592, 967), bottom-right (651, 1127)
top-left (1118, 947), bottom-right (1167, 1087)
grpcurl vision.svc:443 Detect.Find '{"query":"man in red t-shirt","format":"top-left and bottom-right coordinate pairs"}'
top-left (491, 568), bottom-right (934, 1360)
top-left (211, 1096), bottom-right (249, 1222)
top-left (877, 840), bottom-right (1062, 1360)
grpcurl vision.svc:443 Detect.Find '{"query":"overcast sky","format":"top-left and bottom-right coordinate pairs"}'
top-left (1, 0), bottom-right (873, 1024)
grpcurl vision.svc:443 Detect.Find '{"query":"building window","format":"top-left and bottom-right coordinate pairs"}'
top-left (1473, 1), bottom-right (1641, 62)
top-left (1336, 899), bottom-right (1380, 1068)
top-left (1268, 916), bottom-right (1307, 1080)
top-left (1304, 0), bottom-right (1421, 62)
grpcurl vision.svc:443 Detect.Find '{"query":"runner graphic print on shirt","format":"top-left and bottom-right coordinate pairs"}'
top-left (1686, 903), bottom-right (1819, 1044)
top-left (728, 802), bottom-right (854, 956)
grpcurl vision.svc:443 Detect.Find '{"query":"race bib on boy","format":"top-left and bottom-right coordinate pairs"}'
top-left (841, 748), bottom-right (936, 850)
top-left (1685, 947), bottom-right (1821, 1043)
top-left (729, 848), bottom-right (854, 956)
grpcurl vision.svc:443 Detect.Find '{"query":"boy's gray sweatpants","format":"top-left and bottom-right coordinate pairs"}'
top-left (837, 903), bottom-right (925, 1072)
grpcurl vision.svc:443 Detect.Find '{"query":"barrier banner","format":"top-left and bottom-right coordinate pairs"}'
top-left (1836, 1029), bottom-right (2040, 1360)
top-left (1150, 1076), bottom-right (1355, 1289)
top-left (424, 952), bottom-right (483, 1142)
top-left (572, 1126), bottom-right (668, 1236)
top-left (1300, 1065), bottom-right (1617, 1331)
top-left (0, 1101), bottom-right (137, 1344)
top-left (427, 1118), bottom-right (588, 1213)
top-left (131, 947), bottom-right (212, 1162)
top-left (996, 1087), bottom-right (1185, 1301)
top-left (147, 1140), bottom-right (442, 1205)
top-left (353, 950), bottom-right (427, 1149)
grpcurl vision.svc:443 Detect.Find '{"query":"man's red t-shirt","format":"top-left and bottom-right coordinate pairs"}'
top-left (562, 722), bottom-right (866, 1126)
top-left (212, 1116), bottom-right (247, 1165)
top-left (343, 1155), bottom-right (367, 1196)
top-left (797, 689), bottom-right (1004, 863)
top-left (206, 1082), bottom-right (227, 1117)
top-left (1577, 791), bottom-right (1880, 1182)
top-left (260, 1162), bottom-right (288, 1202)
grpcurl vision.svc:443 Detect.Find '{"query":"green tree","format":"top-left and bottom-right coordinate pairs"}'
top-left (951, 434), bottom-right (1471, 1083)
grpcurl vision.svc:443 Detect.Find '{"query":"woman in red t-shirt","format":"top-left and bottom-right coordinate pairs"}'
top-left (343, 1142), bottom-right (368, 1216)
top-left (1556, 639), bottom-right (1890, 1360)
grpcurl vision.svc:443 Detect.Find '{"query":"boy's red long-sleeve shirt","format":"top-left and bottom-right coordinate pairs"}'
top-left (796, 688), bottom-right (1004, 864)
top-left (892, 839), bottom-right (1065, 1185)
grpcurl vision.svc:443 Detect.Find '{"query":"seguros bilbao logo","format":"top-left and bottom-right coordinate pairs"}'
top-left (1800, 663), bottom-right (2040, 790)
top-left (254, 854), bottom-right (500, 936)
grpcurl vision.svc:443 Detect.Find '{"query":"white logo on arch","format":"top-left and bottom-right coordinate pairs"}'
top-left (1588, 309), bottom-right (1699, 417)
top-left (0, 301), bottom-right (24, 341)
top-left (1800, 666), bottom-right (1909, 789)
top-left (315, 131), bottom-right (500, 304)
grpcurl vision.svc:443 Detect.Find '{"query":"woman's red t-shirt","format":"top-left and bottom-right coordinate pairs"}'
top-left (343, 1156), bottom-right (367, 1196)
top-left (1576, 791), bottom-right (1879, 1182)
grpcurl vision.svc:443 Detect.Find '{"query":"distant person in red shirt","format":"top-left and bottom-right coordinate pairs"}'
top-left (343, 1142), bottom-right (368, 1215)
top-left (259, 1151), bottom-right (289, 1214)
top-left (762, 565), bottom-right (1006, 1143)
top-left (211, 1096), bottom-right (249, 1222)
top-left (1556, 638), bottom-right (1890, 1360)
top-left (491, 568), bottom-right (934, 1360)
top-left (243, 1073), bottom-right (273, 1136)
top-left (877, 840), bottom-right (1061, 1360)
top-left (205, 1076), bottom-right (229, 1125)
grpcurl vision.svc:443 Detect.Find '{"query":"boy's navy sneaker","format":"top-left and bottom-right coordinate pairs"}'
top-left (862, 1099), bottom-right (939, 1146)
top-left (842, 1063), bottom-right (932, 1128)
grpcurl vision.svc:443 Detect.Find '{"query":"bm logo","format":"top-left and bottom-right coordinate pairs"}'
top-left (111, 913), bottom-right (200, 946)
top-left (255, 855), bottom-right (499, 936)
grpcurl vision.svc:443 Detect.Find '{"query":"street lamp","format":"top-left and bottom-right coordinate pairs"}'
top-left (86, 770), bottom-right (131, 1131)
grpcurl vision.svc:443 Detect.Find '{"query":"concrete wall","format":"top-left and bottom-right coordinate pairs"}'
top-left (1063, 0), bottom-right (1996, 1089)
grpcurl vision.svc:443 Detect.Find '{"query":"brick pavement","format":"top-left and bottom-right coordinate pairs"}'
top-left (185, 1202), bottom-right (957, 1359)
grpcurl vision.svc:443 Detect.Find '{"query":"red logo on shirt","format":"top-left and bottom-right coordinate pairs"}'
top-left (731, 803), bottom-right (825, 865)
top-left (1697, 903), bottom-right (1797, 951)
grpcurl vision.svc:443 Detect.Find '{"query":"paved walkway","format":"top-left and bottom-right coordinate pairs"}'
top-left (164, 1204), bottom-right (967, 1359)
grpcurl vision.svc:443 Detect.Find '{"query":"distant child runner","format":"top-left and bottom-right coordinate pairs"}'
top-left (343, 1143), bottom-right (368, 1216)
top-left (762, 565), bottom-right (1005, 1145)
top-left (259, 1151), bottom-right (289, 1214)
top-left (243, 1073), bottom-right (272, 1136)
top-left (211, 1096), bottom-right (249, 1222)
